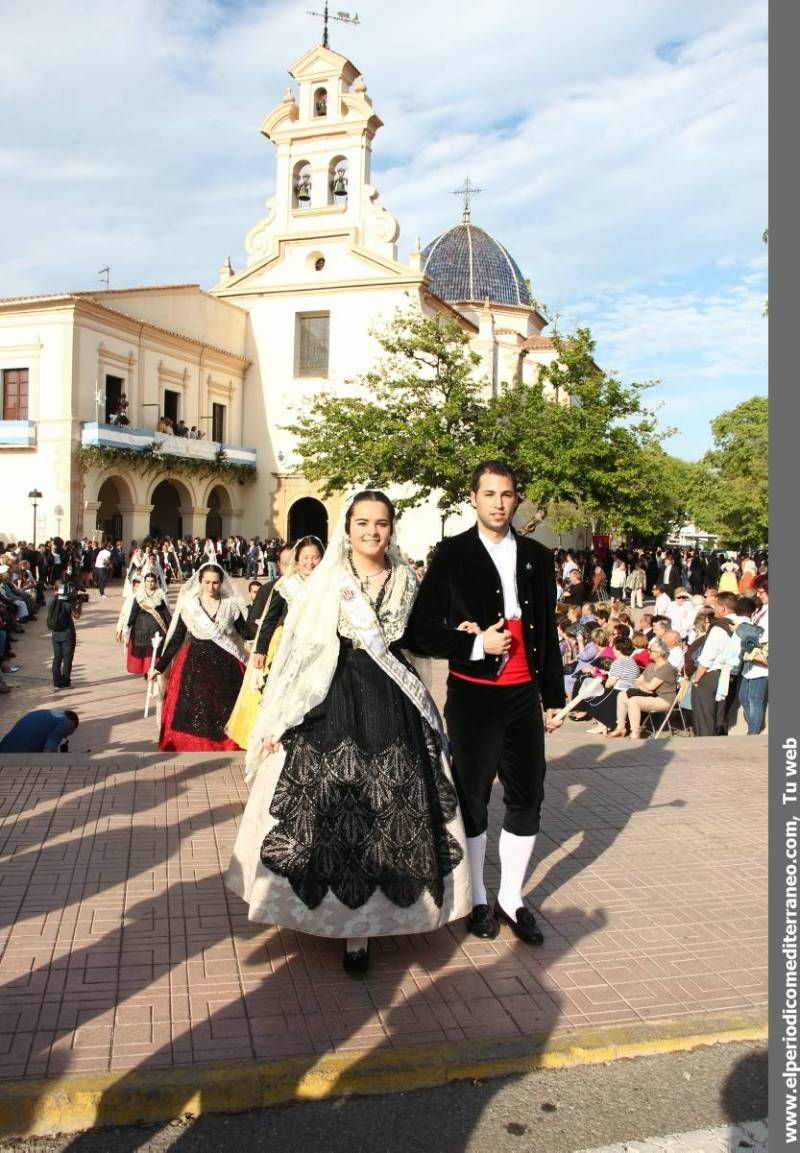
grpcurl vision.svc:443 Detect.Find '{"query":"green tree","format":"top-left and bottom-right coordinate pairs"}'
top-left (489, 327), bottom-right (666, 536)
top-left (691, 396), bottom-right (768, 547)
top-left (288, 306), bottom-right (490, 520)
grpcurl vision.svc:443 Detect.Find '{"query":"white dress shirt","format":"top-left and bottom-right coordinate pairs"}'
top-left (470, 529), bottom-right (520, 661)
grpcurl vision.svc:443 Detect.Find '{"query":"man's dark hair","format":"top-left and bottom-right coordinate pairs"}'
top-left (614, 635), bottom-right (634, 656)
top-left (64, 711), bottom-right (79, 731)
top-left (716, 592), bottom-right (738, 612)
top-left (735, 595), bottom-right (757, 617)
top-left (470, 460), bottom-right (518, 494)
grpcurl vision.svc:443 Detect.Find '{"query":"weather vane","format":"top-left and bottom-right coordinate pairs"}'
top-left (452, 177), bottom-right (483, 223)
top-left (97, 265), bottom-right (110, 289)
top-left (306, 1), bottom-right (360, 48)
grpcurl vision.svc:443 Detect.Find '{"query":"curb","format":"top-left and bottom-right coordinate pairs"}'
top-left (0, 1008), bottom-right (767, 1139)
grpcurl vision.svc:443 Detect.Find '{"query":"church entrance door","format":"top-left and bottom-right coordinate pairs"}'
top-left (287, 497), bottom-right (328, 544)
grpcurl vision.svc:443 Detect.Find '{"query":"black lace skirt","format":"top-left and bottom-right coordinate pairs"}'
top-left (260, 642), bottom-right (463, 912)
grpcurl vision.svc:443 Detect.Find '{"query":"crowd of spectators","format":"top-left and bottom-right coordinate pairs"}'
top-left (0, 543), bottom-right (43, 694)
top-left (155, 416), bottom-right (205, 439)
top-left (556, 546), bottom-right (769, 738)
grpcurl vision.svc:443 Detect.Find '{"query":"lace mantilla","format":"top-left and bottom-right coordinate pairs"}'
top-left (337, 562), bottom-right (416, 646)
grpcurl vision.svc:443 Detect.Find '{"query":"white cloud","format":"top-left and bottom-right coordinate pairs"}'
top-left (0, 0), bottom-right (767, 456)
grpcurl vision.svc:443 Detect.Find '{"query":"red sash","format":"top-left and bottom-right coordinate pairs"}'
top-left (451, 618), bottom-right (532, 686)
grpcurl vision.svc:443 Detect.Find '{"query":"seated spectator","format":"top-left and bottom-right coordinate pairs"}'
top-left (558, 618), bottom-right (578, 672)
top-left (607, 638), bottom-right (678, 739)
top-left (561, 569), bottom-right (587, 605)
top-left (638, 612), bottom-right (655, 641)
top-left (631, 631), bottom-right (652, 668)
top-left (565, 626), bottom-right (609, 700)
top-left (0, 709), bottom-right (79, 752)
top-left (663, 629), bottom-right (686, 675)
top-left (189, 426), bottom-right (200, 439)
top-left (174, 419), bottom-right (189, 437)
top-left (585, 636), bottom-right (641, 735)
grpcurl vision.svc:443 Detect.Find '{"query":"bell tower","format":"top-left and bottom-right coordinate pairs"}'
top-left (242, 44), bottom-right (399, 265)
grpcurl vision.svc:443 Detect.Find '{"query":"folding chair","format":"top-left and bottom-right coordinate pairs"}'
top-left (645, 677), bottom-right (694, 738)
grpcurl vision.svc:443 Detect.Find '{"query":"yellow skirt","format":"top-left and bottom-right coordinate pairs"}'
top-left (225, 661), bottom-right (265, 749)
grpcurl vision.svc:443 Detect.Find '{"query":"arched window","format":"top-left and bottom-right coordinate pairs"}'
top-left (328, 155), bottom-right (349, 206)
top-left (313, 87), bottom-right (327, 117)
top-left (293, 160), bottom-right (312, 208)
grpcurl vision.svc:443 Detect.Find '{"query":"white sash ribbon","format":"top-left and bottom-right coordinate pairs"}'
top-left (336, 570), bottom-right (449, 754)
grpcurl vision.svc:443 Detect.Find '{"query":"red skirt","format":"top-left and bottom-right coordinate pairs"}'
top-left (127, 642), bottom-right (151, 676)
top-left (158, 643), bottom-right (245, 752)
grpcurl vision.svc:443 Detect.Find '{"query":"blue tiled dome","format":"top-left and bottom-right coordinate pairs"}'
top-left (421, 222), bottom-right (531, 308)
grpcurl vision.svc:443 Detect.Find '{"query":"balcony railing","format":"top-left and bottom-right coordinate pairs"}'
top-left (0, 419), bottom-right (36, 447)
top-left (80, 422), bottom-right (256, 466)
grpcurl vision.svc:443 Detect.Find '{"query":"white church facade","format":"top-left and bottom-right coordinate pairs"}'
top-left (0, 42), bottom-right (580, 557)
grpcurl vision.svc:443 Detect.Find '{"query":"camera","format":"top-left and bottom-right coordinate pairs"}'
top-left (58, 582), bottom-right (89, 605)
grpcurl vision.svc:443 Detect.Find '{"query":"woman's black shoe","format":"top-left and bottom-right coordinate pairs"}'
top-left (342, 942), bottom-right (370, 976)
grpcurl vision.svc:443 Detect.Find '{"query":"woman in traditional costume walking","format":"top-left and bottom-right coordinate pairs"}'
top-left (227, 491), bottom-right (471, 974)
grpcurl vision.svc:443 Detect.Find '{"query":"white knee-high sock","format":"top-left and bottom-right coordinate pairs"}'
top-left (466, 833), bottom-right (488, 906)
top-left (497, 829), bottom-right (536, 916)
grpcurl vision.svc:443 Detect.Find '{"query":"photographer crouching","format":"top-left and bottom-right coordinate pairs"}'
top-left (0, 709), bottom-right (79, 753)
top-left (47, 580), bottom-right (88, 690)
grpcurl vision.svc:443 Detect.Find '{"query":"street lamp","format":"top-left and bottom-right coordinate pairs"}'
top-left (28, 489), bottom-right (42, 547)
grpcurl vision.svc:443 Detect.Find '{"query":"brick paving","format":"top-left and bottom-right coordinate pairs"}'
top-left (0, 582), bottom-right (768, 1088)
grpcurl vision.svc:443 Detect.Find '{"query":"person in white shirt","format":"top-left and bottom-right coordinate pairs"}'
top-left (653, 583), bottom-right (671, 618)
top-left (93, 546), bottom-right (112, 598)
top-left (662, 630), bottom-right (686, 676)
top-left (407, 462), bottom-right (565, 947)
top-left (691, 592), bottom-right (739, 735)
top-left (666, 587), bottom-right (694, 639)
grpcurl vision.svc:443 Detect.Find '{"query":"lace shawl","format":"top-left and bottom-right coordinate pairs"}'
top-left (246, 494), bottom-right (428, 784)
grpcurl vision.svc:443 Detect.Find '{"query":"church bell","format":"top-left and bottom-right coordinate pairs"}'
top-left (331, 168), bottom-right (348, 198)
top-left (295, 175), bottom-right (311, 203)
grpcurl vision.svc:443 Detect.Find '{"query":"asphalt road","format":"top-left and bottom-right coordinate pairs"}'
top-left (0, 1041), bottom-right (767, 1153)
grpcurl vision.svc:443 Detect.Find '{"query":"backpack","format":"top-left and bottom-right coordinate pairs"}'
top-left (47, 597), bottom-right (73, 632)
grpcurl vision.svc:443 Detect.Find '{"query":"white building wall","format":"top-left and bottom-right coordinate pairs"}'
top-left (0, 307), bottom-right (77, 542)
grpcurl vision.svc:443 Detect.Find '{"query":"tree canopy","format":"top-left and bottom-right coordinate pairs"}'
top-left (690, 396), bottom-right (768, 547)
top-left (288, 307), bottom-right (489, 518)
top-left (288, 305), bottom-right (713, 542)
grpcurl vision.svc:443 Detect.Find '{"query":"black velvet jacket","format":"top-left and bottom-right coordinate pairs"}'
top-left (404, 526), bottom-right (566, 710)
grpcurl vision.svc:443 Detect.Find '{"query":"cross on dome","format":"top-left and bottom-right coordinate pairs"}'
top-left (452, 176), bottom-right (483, 223)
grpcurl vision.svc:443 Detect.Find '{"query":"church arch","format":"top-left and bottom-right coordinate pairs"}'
top-left (95, 474), bottom-right (135, 543)
top-left (204, 483), bottom-right (234, 540)
top-left (328, 155), bottom-right (349, 205)
top-left (148, 477), bottom-right (194, 541)
top-left (287, 497), bottom-right (328, 545)
top-left (293, 159), bottom-right (312, 208)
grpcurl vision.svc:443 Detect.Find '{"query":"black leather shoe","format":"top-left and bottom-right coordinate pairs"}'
top-left (342, 942), bottom-right (370, 976)
top-left (467, 903), bottom-right (500, 940)
top-left (494, 902), bottom-right (544, 945)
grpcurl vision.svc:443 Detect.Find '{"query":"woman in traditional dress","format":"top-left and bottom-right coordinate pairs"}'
top-left (124, 546), bottom-right (149, 594)
top-left (225, 537), bottom-right (324, 751)
top-left (227, 491), bottom-right (471, 975)
top-left (124, 572), bottom-right (172, 676)
top-left (147, 562), bottom-right (248, 751)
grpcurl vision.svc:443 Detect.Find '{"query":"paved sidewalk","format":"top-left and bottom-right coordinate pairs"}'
top-left (0, 584), bottom-right (768, 1137)
top-left (576, 1119), bottom-right (768, 1152)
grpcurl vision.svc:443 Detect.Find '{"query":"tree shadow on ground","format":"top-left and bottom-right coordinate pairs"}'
top-left (0, 738), bottom-right (685, 1149)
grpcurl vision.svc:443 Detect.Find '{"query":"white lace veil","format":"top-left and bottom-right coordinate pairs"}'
top-left (245, 491), bottom-right (404, 781)
top-left (160, 561), bottom-right (246, 654)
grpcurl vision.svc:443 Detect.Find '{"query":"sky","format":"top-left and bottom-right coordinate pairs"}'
top-left (0, 0), bottom-right (767, 461)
